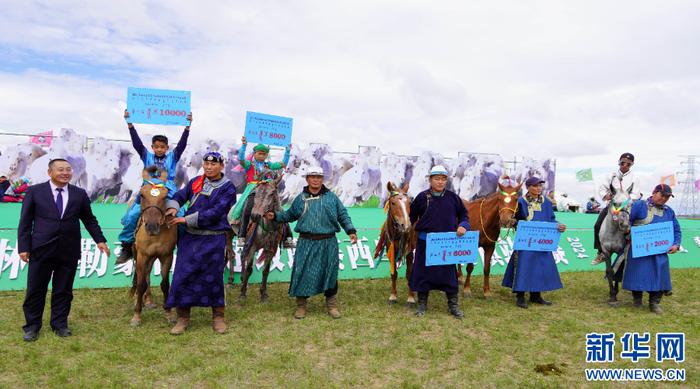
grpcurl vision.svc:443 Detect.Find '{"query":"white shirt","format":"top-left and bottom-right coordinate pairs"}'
top-left (49, 180), bottom-right (69, 218)
top-left (598, 170), bottom-right (642, 201)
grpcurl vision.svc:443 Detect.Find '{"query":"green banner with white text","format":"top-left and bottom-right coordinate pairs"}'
top-left (1, 204), bottom-right (698, 291)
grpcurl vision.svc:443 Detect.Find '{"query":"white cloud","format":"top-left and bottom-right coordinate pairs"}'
top-left (1, 0), bottom-right (700, 204)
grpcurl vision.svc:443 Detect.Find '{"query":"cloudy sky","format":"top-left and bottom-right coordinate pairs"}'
top-left (1, 0), bottom-right (699, 204)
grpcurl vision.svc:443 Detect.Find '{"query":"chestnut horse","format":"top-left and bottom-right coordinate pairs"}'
top-left (374, 182), bottom-right (417, 304)
top-left (460, 176), bottom-right (522, 297)
top-left (129, 168), bottom-right (178, 326)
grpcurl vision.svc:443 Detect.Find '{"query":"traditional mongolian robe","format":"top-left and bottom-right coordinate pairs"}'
top-left (409, 190), bottom-right (470, 294)
top-left (502, 195), bottom-right (563, 292)
top-left (275, 185), bottom-right (356, 297)
top-left (622, 199), bottom-right (681, 293)
top-left (165, 176), bottom-right (236, 308)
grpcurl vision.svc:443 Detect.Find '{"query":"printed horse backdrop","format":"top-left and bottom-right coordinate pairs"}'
top-left (0, 129), bottom-right (556, 206)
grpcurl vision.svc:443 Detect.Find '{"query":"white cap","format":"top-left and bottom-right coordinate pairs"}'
top-left (428, 165), bottom-right (448, 177)
top-left (305, 166), bottom-right (325, 177)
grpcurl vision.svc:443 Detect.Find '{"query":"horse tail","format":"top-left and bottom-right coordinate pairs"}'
top-left (373, 222), bottom-right (387, 259)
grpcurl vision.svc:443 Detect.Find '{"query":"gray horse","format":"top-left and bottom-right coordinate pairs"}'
top-left (237, 173), bottom-right (286, 303)
top-left (598, 185), bottom-right (634, 305)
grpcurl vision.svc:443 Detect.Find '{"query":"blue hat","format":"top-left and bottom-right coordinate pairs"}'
top-left (525, 176), bottom-right (545, 187)
top-left (203, 151), bottom-right (224, 163)
top-left (653, 184), bottom-right (674, 197)
top-left (428, 165), bottom-right (449, 177)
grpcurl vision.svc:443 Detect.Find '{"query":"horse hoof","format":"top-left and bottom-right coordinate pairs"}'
top-left (260, 296), bottom-right (269, 304)
top-left (129, 319), bottom-right (141, 327)
top-left (388, 299), bottom-right (397, 305)
top-left (608, 300), bottom-right (620, 307)
top-left (405, 301), bottom-right (416, 307)
top-left (238, 295), bottom-right (247, 304)
top-left (227, 283), bottom-right (236, 289)
top-left (483, 291), bottom-right (492, 299)
top-left (145, 303), bottom-right (158, 309)
top-left (463, 291), bottom-right (472, 299)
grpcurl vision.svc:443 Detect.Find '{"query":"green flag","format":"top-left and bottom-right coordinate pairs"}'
top-left (576, 168), bottom-right (593, 182)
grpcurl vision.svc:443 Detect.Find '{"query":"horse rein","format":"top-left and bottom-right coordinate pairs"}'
top-left (385, 191), bottom-right (411, 235)
top-left (141, 181), bottom-right (168, 226)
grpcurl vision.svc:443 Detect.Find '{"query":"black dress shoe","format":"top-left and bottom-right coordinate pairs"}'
top-left (53, 328), bottom-right (72, 337)
top-left (516, 293), bottom-right (528, 309)
top-left (23, 330), bottom-right (39, 342)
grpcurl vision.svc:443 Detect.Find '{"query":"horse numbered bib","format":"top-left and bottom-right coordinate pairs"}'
top-left (150, 188), bottom-right (161, 197)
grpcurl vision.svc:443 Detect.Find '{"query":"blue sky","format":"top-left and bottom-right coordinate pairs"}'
top-left (1, 0), bottom-right (699, 203)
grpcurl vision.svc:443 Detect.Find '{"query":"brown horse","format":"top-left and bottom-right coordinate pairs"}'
top-left (460, 176), bottom-right (522, 298)
top-left (374, 182), bottom-right (417, 304)
top-left (238, 173), bottom-right (286, 303)
top-left (129, 168), bottom-right (178, 326)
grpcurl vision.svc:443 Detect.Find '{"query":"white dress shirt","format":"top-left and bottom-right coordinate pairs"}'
top-left (49, 180), bottom-right (69, 218)
top-left (598, 170), bottom-right (642, 201)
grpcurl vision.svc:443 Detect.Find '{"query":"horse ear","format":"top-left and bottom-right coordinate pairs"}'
top-left (387, 181), bottom-right (397, 192)
top-left (497, 182), bottom-right (505, 191)
top-left (401, 181), bottom-right (409, 193)
top-left (159, 169), bottom-right (167, 181)
top-left (515, 182), bottom-right (523, 193)
top-left (141, 170), bottom-right (149, 180)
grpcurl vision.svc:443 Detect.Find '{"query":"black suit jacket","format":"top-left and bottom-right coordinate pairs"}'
top-left (17, 181), bottom-right (106, 261)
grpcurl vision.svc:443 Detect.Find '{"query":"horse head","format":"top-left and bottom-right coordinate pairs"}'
top-left (251, 172), bottom-right (283, 219)
top-left (496, 175), bottom-right (522, 228)
top-left (386, 181), bottom-right (412, 233)
top-left (609, 185), bottom-right (633, 232)
top-left (139, 167), bottom-right (169, 236)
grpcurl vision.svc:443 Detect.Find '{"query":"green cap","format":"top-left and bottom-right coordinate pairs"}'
top-left (253, 144), bottom-right (270, 153)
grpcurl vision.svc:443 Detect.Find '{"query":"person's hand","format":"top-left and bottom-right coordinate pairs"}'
top-left (124, 109), bottom-right (130, 120)
top-left (264, 211), bottom-right (275, 221)
top-left (286, 143), bottom-right (292, 150)
top-left (241, 136), bottom-right (247, 145)
top-left (19, 252), bottom-right (29, 263)
top-left (668, 245), bottom-right (680, 254)
top-left (168, 217), bottom-right (186, 227)
top-left (96, 242), bottom-right (111, 257)
top-left (349, 233), bottom-right (358, 244)
top-left (186, 112), bottom-right (192, 123)
top-left (557, 223), bottom-right (567, 232)
top-left (603, 194), bottom-right (612, 201)
top-left (456, 226), bottom-right (467, 236)
top-left (165, 208), bottom-right (178, 218)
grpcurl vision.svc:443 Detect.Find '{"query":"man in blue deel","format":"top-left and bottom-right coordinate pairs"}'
top-left (623, 184), bottom-right (681, 314)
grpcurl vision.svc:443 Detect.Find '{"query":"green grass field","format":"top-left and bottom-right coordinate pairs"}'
top-left (0, 269), bottom-right (697, 388)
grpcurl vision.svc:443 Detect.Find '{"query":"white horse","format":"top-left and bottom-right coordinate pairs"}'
top-left (335, 147), bottom-right (382, 206)
top-left (0, 143), bottom-right (46, 179)
top-left (408, 151), bottom-right (447, 198)
top-left (380, 153), bottom-right (411, 203)
top-left (28, 128), bottom-right (87, 187)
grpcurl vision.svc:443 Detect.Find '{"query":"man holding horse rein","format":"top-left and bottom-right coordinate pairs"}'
top-left (409, 165), bottom-right (470, 319)
top-left (164, 151), bottom-right (236, 335)
top-left (116, 109), bottom-right (192, 264)
top-left (591, 152), bottom-right (642, 265)
top-left (265, 166), bottom-right (358, 319)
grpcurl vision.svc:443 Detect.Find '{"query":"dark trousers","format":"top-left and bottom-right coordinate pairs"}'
top-left (593, 205), bottom-right (609, 251)
top-left (22, 257), bottom-right (78, 332)
top-left (239, 195), bottom-right (255, 237)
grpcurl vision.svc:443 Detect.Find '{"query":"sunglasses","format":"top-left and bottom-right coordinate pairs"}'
top-left (619, 161), bottom-right (633, 166)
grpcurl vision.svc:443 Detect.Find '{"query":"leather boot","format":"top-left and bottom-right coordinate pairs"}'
top-left (326, 295), bottom-right (341, 319)
top-left (446, 293), bottom-right (464, 319)
top-left (415, 292), bottom-right (429, 317)
top-left (530, 292), bottom-right (552, 305)
top-left (649, 292), bottom-right (663, 314)
top-left (212, 307), bottom-right (226, 334)
top-left (294, 297), bottom-right (307, 319)
top-left (169, 307), bottom-right (190, 335)
top-left (632, 291), bottom-right (643, 308)
top-left (516, 292), bottom-right (528, 309)
top-left (115, 242), bottom-right (133, 265)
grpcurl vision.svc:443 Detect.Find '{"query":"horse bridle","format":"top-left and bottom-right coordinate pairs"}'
top-left (385, 191), bottom-right (411, 234)
top-left (479, 191), bottom-right (519, 243)
top-left (140, 204), bottom-right (166, 226)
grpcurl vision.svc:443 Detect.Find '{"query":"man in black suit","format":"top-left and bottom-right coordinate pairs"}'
top-left (18, 158), bottom-right (110, 342)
